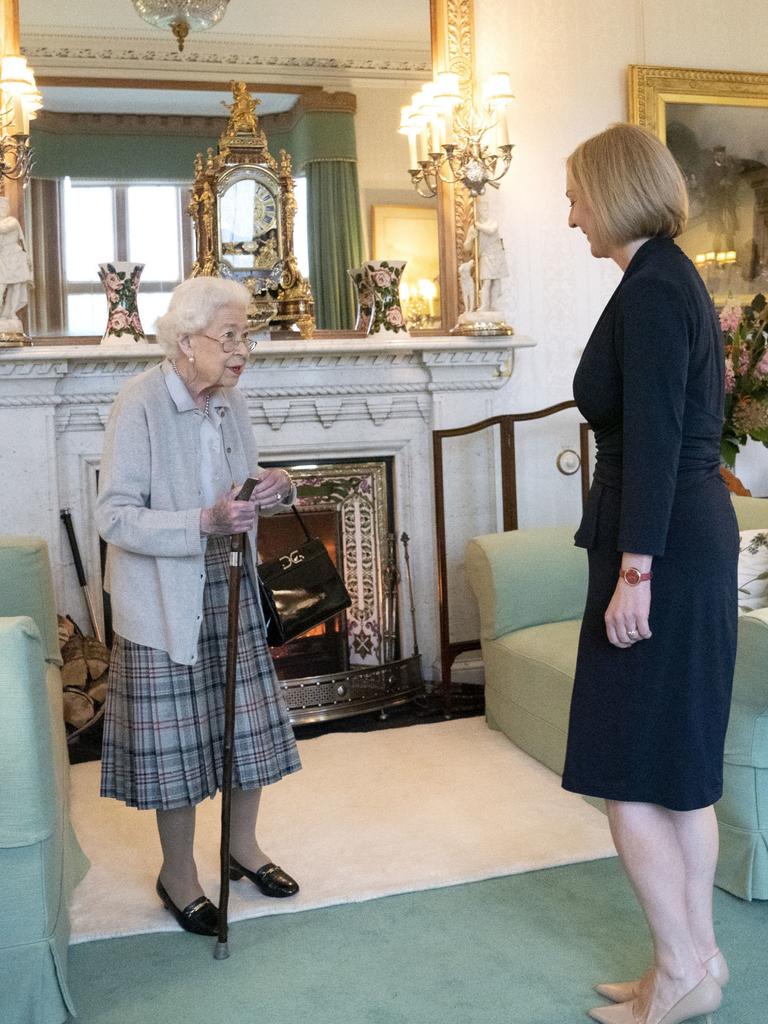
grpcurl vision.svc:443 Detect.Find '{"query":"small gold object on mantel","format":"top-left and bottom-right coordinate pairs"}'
top-left (0, 332), bottom-right (31, 348)
top-left (188, 81), bottom-right (315, 337)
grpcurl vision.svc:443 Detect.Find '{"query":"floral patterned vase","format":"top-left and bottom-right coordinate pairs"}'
top-left (363, 260), bottom-right (408, 335)
top-left (98, 262), bottom-right (146, 345)
top-left (348, 265), bottom-right (375, 332)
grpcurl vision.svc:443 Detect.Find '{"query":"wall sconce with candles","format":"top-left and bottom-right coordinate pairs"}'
top-left (400, 69), bottom-right (515, 335)
top-left (0, 54), bottom-right (42, 186)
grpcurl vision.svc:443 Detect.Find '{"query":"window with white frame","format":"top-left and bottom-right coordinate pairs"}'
top-left (56, 175), bottom-right (308, 336)
top-left (61, 179), bottom-right (194, 336)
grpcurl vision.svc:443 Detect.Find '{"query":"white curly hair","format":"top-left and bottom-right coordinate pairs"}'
top-left (154, 277), bottom-right (251, 357)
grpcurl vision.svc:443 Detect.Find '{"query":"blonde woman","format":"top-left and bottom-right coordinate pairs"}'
top-left (96, 277), bottom-right (301, 935)
top-left (563, 124), bottom-right (738, 1024)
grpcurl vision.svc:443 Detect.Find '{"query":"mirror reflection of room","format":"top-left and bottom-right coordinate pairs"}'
top-left (18, 0), bottom-right (437, 336)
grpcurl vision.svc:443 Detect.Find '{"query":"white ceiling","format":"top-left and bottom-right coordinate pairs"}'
top-left (20, 0), bottom-right (431, 111)
top-left (19, 0), bottom-right (431, 49)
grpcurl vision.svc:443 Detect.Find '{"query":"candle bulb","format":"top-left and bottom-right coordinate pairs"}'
top-left (11, 95), bottom-right (27, 136)
top-left (495, 107), bottom-right (509, 148)
top-left (408, 133), bottom-right (418, 170)
top-left (418, 127), bottom-right (428, 164)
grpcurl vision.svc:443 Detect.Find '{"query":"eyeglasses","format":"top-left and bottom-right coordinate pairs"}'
top-left (197, 330), bottom-right (259, 354)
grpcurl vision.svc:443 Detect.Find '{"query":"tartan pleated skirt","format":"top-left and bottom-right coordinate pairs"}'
top-left (100, 536), bottom-right (301, 810)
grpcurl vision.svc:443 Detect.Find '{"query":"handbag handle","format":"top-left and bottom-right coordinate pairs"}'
top-left (289, 504), bottom-right (312, 541)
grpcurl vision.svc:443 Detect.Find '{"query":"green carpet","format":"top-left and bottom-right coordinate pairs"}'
top-left (68, 858), bottom-right (766, 1024)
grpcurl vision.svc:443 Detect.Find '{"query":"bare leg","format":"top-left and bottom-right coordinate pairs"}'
top-left (606, 801), bottom-right (706, 1021)
top-left (229, 787), bottom-right (269, 870)
top-left (156, 805), bottom-right (204, 908)
top-left (671, 805), bottom-right (720, 963)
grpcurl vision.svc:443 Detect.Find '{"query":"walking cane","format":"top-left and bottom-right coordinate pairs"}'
top-left (214, 478), bottom-right (258, 960)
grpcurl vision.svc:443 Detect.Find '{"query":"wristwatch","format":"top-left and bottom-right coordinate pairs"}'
top-left (620, 567), bottom-right (653, 586)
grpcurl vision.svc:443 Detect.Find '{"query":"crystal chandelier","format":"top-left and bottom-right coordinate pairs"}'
top-left (131, 1), bottom-right (231, 52)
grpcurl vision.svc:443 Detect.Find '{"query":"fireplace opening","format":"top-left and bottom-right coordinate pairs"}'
top-left (258, 457), bottom-right (422, 723)
top-left (259, 507), bottom-right (349, 681)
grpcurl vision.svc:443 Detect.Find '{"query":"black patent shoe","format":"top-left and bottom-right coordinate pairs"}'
top-left (229, 857), bottom-right (300, 898)
top-left (155, 878), bottom-right (219, 935)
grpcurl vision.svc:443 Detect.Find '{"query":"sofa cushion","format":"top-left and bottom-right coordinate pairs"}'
top-left (484, 618), bottom-right (581, 726)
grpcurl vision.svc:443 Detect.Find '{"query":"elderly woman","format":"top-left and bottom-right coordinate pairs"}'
top-left (96, 277), bottom-right (301, 936)
top-left (563, 124), bottom-right (738, 1024)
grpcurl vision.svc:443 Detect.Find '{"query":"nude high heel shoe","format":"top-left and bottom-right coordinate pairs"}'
top-left (594, 950), bottom-right (729, 1003)
top-left (588, 973), bottom-right (722, 1024)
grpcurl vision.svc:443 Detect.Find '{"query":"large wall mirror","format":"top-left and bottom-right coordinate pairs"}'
top-left (18, 0), bottom-right (471, 339)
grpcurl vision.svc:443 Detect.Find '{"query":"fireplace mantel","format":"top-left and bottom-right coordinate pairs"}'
top-left (0, 333), bottom-right (535, 679)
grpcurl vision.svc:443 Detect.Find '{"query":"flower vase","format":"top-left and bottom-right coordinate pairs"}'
top-left (348, 265), bottom-right (375, 333)
top-left (98, 262), bottom-right (146, 345)
top-left (364, 260), bottom-right (408, 335)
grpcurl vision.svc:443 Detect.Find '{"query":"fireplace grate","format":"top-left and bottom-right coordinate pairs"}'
top-left (281, 655), bottom-right (422, 726)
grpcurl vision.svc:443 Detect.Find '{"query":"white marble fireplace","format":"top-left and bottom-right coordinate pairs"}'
top-left (0, 334), bottom-right (534, 679)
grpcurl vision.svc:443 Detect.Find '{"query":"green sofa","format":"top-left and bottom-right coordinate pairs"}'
top-left (0, 537), bottom-right (90, 1023)
top-left (466, 495), bottom-right (768, 901)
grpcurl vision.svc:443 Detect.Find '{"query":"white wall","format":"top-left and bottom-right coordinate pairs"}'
top-left (475, 0), bottom-right (768, 512)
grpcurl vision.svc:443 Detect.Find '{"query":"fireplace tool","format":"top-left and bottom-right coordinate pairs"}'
top-left (214, 478), bottom-right (257, 960)
top-left (400, 532), bottom-right (419, 658)
top-left (60, 508), bottom-right (104, 644)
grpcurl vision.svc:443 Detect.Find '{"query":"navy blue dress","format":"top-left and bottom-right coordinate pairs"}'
top-left (561, 236), bottom-right (739, 811)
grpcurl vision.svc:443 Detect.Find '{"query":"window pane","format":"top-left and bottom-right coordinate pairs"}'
top-left (67, 292), bottom-right (108, 336)
top-left (128, 186), bottom-right (181, 281)
top-left (63, 182), bottom-right (114, 282)
top-left (293, 177), bottom-right (309, 280)
top-left (137, 291), bottom-right (175, 334)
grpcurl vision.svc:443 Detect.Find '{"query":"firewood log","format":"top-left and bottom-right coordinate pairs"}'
top-left (63, 688), bottom-right (96, 730)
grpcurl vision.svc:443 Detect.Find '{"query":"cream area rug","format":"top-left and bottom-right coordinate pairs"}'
top-left (68, 717), bottom-right (615, 944)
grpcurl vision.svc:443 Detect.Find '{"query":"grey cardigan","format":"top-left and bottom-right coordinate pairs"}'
top-left (95, 363), bottom-right (286, 665)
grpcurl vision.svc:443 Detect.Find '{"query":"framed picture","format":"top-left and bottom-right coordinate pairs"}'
top-left (629, 64), bottom-right (768, 306)
top-left (370, 204), bottom-right (440, 327)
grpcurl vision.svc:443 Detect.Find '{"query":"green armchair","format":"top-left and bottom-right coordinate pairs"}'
top-left (0, 537), bottom-right (89, 1023)
top-left (466, 495), bottom-right (768, 901)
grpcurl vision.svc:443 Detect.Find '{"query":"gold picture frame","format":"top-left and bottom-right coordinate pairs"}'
top-left (629, 64), bottom-right (768, 306)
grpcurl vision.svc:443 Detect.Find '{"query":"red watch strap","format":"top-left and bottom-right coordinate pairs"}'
top-left (620, 567), bottom-right (653, 586)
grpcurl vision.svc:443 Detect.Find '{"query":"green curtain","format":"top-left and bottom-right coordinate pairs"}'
top-left (306, 159), bottom-right (365, 330)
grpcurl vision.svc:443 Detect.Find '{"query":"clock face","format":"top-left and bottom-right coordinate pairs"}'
top-left (252, 182), bottom-right (278, 235)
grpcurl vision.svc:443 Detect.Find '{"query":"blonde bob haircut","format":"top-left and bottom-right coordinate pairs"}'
top-left (155, 277), bottom-right (251, 358)
top-left (567, 123), bottom-right (688, 247)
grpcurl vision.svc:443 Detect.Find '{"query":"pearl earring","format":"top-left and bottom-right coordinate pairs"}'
top-left (188, 354), bottom-right (195, 364)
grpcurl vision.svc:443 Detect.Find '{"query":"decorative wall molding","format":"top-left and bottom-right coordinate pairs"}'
top-left (35, 110), bottom-right (228, 137)
top-left (22, 31), bottom-right (430, 83)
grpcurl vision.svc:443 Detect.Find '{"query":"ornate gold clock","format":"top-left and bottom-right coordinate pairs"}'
top-left (189, 81), bottom-right (315, 337)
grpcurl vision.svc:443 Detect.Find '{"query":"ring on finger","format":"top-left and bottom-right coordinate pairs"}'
top-left (627, 629), bottom-right (638, 640)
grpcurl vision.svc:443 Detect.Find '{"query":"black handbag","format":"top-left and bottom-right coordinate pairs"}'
top-left (257, 506), bottom-right (352, 647)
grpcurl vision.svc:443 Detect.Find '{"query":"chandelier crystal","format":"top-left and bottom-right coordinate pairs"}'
top-left (131, 1), bottom-right (230, 51)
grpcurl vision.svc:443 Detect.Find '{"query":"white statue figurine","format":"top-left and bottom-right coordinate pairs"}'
top-left (464, 209), bottom-right (509, 314)
top-left (0, 196), bottom-right (33, 336)
top-left (458, 257), bottom-right (476, 314)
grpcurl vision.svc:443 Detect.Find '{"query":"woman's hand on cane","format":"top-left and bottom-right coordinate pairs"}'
top-left (201, 485), bottom-right (257, 535)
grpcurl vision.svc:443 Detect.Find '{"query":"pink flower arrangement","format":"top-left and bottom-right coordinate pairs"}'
top-left (721, 292), bottom-right (768, 466)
